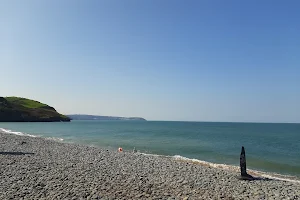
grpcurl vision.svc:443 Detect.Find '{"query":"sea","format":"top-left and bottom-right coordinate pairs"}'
top-left (1, 120), bottom-right (300, 180)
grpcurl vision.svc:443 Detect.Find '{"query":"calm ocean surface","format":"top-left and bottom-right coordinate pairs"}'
top-left (1, 121), bottom-right (300, 177)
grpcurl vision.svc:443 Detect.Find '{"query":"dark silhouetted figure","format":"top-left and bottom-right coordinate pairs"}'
top-left (239, 146), bottom-right (254, 180)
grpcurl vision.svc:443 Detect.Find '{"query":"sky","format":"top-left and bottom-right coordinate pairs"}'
top-left (1, 0), bottom-right (300, 122)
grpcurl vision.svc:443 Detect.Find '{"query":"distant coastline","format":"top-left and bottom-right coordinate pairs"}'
top-left (67, 114), bottom-right (146, 121)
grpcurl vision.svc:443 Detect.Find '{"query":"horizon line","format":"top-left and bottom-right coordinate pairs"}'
top-left (66, 114), bottom-right (300, 124)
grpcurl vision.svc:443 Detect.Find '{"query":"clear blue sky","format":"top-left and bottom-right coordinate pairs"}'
top-left (1, 0), bottom-right (300, 122)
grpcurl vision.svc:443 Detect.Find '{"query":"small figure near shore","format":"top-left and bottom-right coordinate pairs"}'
top-left (118, 147), bottom-right (123, 152)
top-left (133, 147), bottom-right (137, 153)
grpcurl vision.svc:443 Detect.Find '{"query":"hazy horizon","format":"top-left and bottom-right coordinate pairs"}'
top-left (1, 1), bottom-right (300, 123)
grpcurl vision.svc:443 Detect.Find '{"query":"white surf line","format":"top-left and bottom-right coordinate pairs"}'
top-left (0, 128), bottom-right (64, 142)
top-left (172, 155), bottom-right (300, 183)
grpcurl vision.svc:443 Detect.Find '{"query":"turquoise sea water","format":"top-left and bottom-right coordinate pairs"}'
top-left (1, 121), bottom-right (300, 178)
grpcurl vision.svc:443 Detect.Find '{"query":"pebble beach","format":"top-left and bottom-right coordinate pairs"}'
top-left (1, 131), bottom-right (300, 200)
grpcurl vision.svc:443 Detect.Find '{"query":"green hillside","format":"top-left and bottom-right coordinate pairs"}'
top-left (0, 97), bottom-right (70, 122)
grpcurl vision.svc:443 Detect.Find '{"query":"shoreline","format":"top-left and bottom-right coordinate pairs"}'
top-left (1, 130), bottom-right (300, 199)
top-left (1, 127), bottom-right (300, 182)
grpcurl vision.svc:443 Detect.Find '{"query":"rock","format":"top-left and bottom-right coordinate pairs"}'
top-left (135, 194), bottom-right (143, 198)
top-left (238, 146), bottom-right (254, 181)
top-left (1, 131), bottom-right (299, 200)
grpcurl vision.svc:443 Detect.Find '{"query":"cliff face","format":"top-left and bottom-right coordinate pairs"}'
top-left (0, 97), bottom-right (70, 122)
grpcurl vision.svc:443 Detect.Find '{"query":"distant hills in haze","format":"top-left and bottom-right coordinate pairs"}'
top-left (0, 96), bottom-right (146, 122)
top-left (67, 114), bottom-right (146, 121)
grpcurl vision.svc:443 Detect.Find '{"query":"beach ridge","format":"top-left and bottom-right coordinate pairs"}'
top-left (0, 131), bottom-right (299, 199)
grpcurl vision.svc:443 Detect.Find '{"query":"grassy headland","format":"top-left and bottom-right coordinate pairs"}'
top-left (0, 96), bottom-right (70, 122)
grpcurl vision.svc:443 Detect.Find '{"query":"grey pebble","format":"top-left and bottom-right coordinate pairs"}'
top-left (0, 131), bottom-right (300, 200)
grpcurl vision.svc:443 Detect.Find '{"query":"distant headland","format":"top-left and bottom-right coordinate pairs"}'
top-left (0, 97), bottom-right (70, 122)
top-left (67, 114), bottom-right (146, 121)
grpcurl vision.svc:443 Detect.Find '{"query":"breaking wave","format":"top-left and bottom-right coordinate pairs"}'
top-left (172, 155), bottom-right (300, 183)
top-left (137, 152), bottom-right (300, 183)
top-left (0, 128), bottom-right (64, 142)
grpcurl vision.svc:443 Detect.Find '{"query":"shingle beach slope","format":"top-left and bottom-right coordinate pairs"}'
top-left (0, 131), bottom-right (299, 200)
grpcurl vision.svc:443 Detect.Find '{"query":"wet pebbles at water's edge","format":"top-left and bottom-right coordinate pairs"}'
top-left (0, 132), bottom-right (299, 199)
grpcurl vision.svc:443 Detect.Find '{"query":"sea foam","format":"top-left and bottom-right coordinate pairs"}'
top-left (0, 128), bottom-right (64, 142)
top-left (138, 153), bottom-right (300, 183)
top-left (172, 155), bottom-right (300, 183)
top-left (0, 128), bottom-right (38, 138)
top-left (1, 127), bottom-right (299, 183)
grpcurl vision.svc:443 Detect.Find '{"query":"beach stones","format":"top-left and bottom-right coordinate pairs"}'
top-left (1, 132), bottom-right (300, 199)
